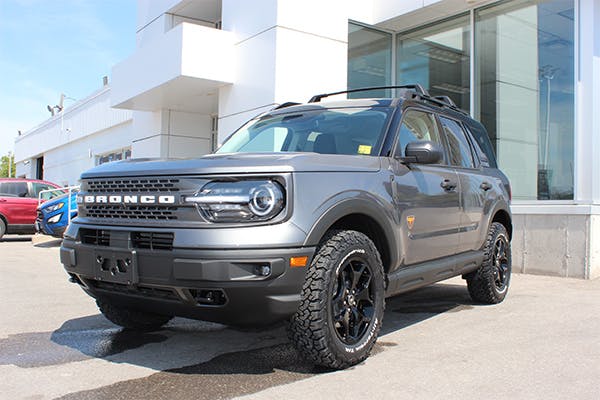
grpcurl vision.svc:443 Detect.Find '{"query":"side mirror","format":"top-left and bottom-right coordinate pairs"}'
top-left (401, 141), bottom-right (443, 164)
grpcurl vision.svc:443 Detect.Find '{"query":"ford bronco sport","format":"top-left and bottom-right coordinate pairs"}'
top-left (60, 85), bottom-right (512, 369)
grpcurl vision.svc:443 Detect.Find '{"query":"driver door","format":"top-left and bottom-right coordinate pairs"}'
top-left (389, 109), bottom-right (460, 266)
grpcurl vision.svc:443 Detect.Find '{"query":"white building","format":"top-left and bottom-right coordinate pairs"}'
top-left (14, 0), bottom-right (600, 279)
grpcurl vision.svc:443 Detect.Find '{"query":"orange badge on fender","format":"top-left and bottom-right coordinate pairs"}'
top-left (407, 215), bottom-right (415, 230)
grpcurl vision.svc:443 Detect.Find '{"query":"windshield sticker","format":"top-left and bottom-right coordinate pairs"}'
top-left (358, 145), bottom-right (372, 155)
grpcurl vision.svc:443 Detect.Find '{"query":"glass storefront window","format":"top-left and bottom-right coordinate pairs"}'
top-left (475, 0), bottom-right (575, 200)
top-left (348, 23), bottom-right (392, 98)
top-left (396, 15), bottom-right (471, 111)
top-left (347, 0), bottom-right (575, 202)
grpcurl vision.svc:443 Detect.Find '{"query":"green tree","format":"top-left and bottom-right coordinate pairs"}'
top-left (0, 153), bottom-right (16, 177)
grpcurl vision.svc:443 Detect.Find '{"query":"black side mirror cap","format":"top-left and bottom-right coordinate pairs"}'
top-left (400, 141), bottom-right (443, 164)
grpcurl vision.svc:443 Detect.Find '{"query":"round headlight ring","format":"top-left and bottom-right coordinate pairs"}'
top-left (249, 183), bottom-right (279, 217)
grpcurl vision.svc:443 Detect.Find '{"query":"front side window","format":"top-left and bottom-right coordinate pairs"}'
top-left (0, 182), bottom-right (28, 197)
top-left (440, 116), bottom-right (475, 168)
top-left (396, 110), bottom-right (443, 157)
top-left (217, 107), bottom-right (393, 156)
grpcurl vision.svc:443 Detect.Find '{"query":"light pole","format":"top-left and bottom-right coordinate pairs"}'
top-left (539, 65), bottom-right (558, 169)
top-left (7, 151), bottom-right (12, 177)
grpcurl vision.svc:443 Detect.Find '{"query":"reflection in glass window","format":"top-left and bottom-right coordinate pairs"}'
top-left (397, 15), bottom-right (471, 111)
top-left (440, 117), bottom-right (475, 168)
top-left (475, 0), bottom-right (574, 200)
top-left (397, 110), bottom-right (442, 157)
top-left (348, 23), bottom-right (392, 98)
top-left (97, 148), bottom-right (132, 166)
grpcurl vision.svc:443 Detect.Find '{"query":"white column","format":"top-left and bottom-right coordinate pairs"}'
top-left (576, 0), bottom-right (600, 204)
top-left (217, 0), bottom-right (350, 143)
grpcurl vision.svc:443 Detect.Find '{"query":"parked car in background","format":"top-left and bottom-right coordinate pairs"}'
top-left (36, 190), bottom-right (78, 238)
top-left (0, 178), bottom-right (63, 240)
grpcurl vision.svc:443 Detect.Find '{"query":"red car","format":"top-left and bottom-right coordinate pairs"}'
top-left (0, 178), bottom-right (64, 240)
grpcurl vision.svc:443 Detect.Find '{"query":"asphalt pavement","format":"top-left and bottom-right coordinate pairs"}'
top-left (1, 235), bottom-right (599, 400)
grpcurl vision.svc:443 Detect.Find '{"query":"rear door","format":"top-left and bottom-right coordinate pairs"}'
top-left (389, 109), bottom-right (460, 266)
top-left (438, 115), bottom-right (489, 252)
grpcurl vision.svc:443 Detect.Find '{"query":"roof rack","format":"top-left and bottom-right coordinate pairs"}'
top-left (423, 95), bottom-right (468, 115)
top-left (273, 102), bottom-right (301, 110)
top-left (307, 85), bottom-right (468, 115)
top-left (433, 95), bottom-right (456, 108)
top-left (308, 85), bottom-right (429, 103)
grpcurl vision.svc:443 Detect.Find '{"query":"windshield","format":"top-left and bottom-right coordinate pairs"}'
top-left (216, 107), bottom-right (393, 156)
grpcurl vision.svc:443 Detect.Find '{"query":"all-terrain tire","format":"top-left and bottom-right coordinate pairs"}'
top-left (97, 300), bottom-right (172, 331)
top-left (288, 230), bottom-right (385, 369)
top-left (467, 222), bottom-right (511, 304)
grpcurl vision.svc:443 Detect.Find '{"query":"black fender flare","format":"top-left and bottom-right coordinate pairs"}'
top-left (303, 197), bottom-right (400, 271)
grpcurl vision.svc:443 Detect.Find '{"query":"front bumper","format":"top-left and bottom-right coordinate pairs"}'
top-left (60, 230), bottom-right (314, 326)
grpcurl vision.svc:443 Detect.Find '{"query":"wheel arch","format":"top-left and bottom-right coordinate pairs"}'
top-left (303, 199), bottom-right (398, 273)
top-left (491, 208), bottom-right (512, 240)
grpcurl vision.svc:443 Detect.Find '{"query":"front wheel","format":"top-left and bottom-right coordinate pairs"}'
top-left (467, 222), bottom-right (511, 304)
top-left (288, 230), bottom-right (385, 369)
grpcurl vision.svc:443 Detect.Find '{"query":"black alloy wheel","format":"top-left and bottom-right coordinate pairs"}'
top-left (466, 222), bottom-right (512, 304)
top-left (331, 257), bottom-right (376, 345)
top-left (492, 235), bottom-right (510, 293)
top-left (288, 230), bottom-right (385, 369)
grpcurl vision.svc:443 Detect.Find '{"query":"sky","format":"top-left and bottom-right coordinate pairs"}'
top-left (0, 0), bottom-right (137, 157)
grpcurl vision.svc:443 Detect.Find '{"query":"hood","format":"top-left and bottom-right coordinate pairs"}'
top-left (80, 153), bottom-right (381, 178)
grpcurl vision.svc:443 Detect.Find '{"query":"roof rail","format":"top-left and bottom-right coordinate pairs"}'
top-left (308, 85), bottom-right (429, 103)
top-left (433, 95), bottom-right (456, 108)
top-left (423, 95), bottom-right (468, 115)
top-left (273, 102), bottom-right (301, 110)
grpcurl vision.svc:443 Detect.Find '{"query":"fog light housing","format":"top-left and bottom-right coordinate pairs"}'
top-left (48, 213), bottom-right (62, 224)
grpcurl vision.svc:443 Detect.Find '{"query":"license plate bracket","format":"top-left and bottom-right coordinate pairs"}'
top-left (93, 249), bottom-right (138, 285)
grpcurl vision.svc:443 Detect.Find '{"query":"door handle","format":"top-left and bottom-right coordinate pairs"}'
top-left (441, 179), bottom-right (457, 191)
top-left (480, 182), bottom-right (492, 191)
top-left (0, 199), bottom-right (6, 202)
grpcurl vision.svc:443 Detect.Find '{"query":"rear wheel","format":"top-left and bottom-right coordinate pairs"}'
top-left (0, 219), bottom-right (6, 240)
top-left (97, 300), bottom-right (172, 331)
top-left (467, 222), bottom-right (511, 304)
top-left (288, 230), bottom-right (385, 369)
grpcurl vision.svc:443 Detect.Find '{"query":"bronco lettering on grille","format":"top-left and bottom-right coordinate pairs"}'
top-left (77, 194), bottom-right (176, 205)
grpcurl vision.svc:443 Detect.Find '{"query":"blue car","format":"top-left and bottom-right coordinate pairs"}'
top-left (36, 192), bottom-right (78, 237)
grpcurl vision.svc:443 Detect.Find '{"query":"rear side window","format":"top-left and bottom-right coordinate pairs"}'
top-left (439, 116), bottom-right (475, 168)
top-left (32, 183), bottom-right (62, 200)
top-left (396, 109), bottom-right (443, 157)
top-left (0, 182), bottom-right (28, 197)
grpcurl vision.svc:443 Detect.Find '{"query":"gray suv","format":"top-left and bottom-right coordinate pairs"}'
top-left (60, 85), bottom-right (512, 369)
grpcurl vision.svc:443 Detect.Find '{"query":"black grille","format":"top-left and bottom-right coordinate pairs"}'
top-left (81, 177), bottom-right (182, 220)
top-left (86, 178), bottom-right (180, 193)
top-left (131, 231), bottom-right (174, 251)
top-left (85, 205), bottom-right (178, 220)
top-left (80, 228), bottom-right (110, 246)
top-left (89, 280), bottom-right (179, 301)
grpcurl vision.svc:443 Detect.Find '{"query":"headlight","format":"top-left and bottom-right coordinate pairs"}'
top-left (48, 213), bottom-right (63, 224)
top-left (45, 202), bottom-right (64, 213)
top-left (185, 180), bottom-right (285, 222)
